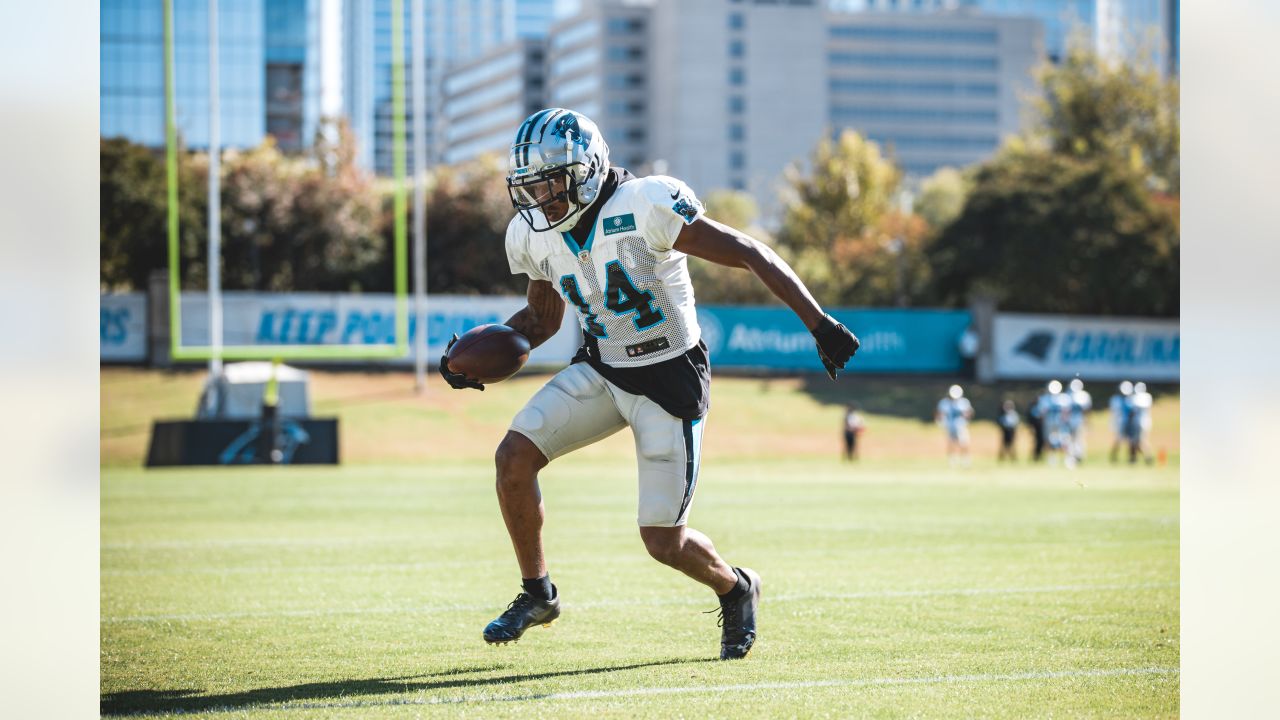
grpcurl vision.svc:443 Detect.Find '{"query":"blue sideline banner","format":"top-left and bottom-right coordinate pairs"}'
top-left (697, 306), bottom-right (972, 373)
top-left (102, 292), bottom-right (972, 373)
top-left (174, 292), bottom-right (581, 368)
top-left (993, 313), bottom-right (1179, 382)
top-left (101, 293), bottom-right (148, 362)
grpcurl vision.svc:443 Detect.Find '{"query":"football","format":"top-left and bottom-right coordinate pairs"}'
top-left (445, 324), bottom-right (531, 384)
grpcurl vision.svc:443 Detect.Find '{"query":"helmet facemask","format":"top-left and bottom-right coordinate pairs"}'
top-left (507, 161), bottom-right (595, 232)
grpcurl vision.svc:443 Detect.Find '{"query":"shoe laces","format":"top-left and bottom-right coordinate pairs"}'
top-left (503, 592), bottom-right (537, 618)
top-left (704, 601), bottom-right (739, 629)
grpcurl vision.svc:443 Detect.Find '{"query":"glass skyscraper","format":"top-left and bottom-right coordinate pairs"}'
top-left (344, 0), bottom-right (561, 173)
top-left (101, 0), bottom-right (266, 149)
top-left (264, 0), bottom-right (321, 152)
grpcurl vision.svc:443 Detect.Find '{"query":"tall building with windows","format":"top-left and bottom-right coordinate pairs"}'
top-left (650, 0), bottom-right (828, 219)
top-left (830, 0), bottom-right (1177, 73)
top-left (544, 1), bottom-right (653, 172)
top-left (825, 11), bottom-right (1041, 177)
top-left (441, 39), bottom-right (547, 165)
top-left (343, 0), bottom-right (563, 173)
top-left (101, 0), bottom-right (267, 149)
top-left (265, 0), bottom-right (322, 152)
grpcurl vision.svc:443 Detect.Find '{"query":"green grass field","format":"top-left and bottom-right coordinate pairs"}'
top-left (101, 369), bottom-right (1179, 718)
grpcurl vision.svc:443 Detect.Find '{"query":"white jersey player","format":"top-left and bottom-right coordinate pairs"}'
top-left (935, 384), bottom-right (974, 466)
top-left (1036, 380), bottom-right (1071, 465)
top-left (439, 108), bottom-right (860, 659)
top-left (1127, 381), bottom-right (1154, 464)
top-left (1066, 378), bottom-right (1092, 466)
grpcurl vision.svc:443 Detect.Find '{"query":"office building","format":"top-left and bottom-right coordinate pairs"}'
top-left (441, 39), bottom-right (548, 165)
top-left (831, 0), bottom-right (1176, 73)
top-left (265, 0), bottom-right (322, 152)
top-left (511, 0), bottom-right (1039, 221)
top-left (101, 0), bottom-right (266, 149)
top-left (650, 0), bottom-right (827, 216)
top-left (825, 11), bottom-right (1041, 177)
top-left (344, 0), bottom-right (562, 173)
top-left (544, 0), bottom-right (653, 172)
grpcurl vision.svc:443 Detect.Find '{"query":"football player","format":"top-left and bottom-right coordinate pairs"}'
top-left (935, 384), bottom-right (973, 466)
top-left (1108, 380), bottom-right (1134, 463)
top-left (1066, 378), bottom-right (1092, 466)
top-left (440, 109), bottom-right (859, 660)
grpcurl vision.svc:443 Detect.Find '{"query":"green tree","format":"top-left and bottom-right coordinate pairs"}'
top-left (913, 166), bottom-right (969, 233)
top-left (688, 190), bottom-right (778, 304)
top-left (774, 130), bottom-right (934, 306)
top-left (215, 135), bottom-right (384, 291)
top-left (100, 137), bottom-right (206, 290)
top-left (1032, 41), bottom-right (1179, 192)
top-left (927, 147), bottom-right (1178, 316)
top-left (413, 153), bottom-right (524, 295)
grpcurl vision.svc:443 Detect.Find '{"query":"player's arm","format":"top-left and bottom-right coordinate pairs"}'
top-left (504, 279), bottom-right (566, 350)
top-left (674, 216), bottom-right (859, 378)
top-left (439, 280), bottom-right (564, 391)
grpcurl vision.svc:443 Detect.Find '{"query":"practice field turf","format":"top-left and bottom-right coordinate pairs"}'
top-left (102, 370), bottom-right (1179, 718)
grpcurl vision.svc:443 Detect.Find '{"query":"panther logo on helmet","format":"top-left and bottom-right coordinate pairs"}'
top-left (550, 114), bottom-right (592, 151)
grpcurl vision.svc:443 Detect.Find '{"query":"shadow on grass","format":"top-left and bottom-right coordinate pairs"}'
top-left (101, 656), bottom-right (717, 715)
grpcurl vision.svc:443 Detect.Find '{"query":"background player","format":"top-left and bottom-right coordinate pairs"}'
top-left (935, 384), bottom-right (973, 466)
top-left (1066, 378), bottom-right (1092, 467)
top-left (1037, 380), bottom-right (1070, 466)
top-left (843, 403), bottom-right (866, 461)
top-left (1128, 382), bottom-right (1155, 464)
top-left (1109, 380), bottom-right (1134, 463)
top-left (997, 399), bottom-right (1019, 462)
top-left (440, 108), bottom-right (859, 660)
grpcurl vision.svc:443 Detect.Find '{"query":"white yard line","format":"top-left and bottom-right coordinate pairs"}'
top-left (103, 581), bottom-right (1177, 623)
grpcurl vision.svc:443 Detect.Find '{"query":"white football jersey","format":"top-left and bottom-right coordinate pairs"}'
top-left (505, 174), bottom-right (704, 367)
top-left (937, 397), bottom-right (972, 428)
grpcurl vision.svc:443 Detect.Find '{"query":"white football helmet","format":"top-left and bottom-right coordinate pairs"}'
top-left (507, 108), bottom-right (611, 232)
top-left (1069, 378), bottom-right (1084, 393)
top-left (949, 384), bottom-right (963, 399)
top-left (1048, 379), bottom-right (1063, 394)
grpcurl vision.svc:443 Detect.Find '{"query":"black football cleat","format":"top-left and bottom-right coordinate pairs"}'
top-left (483, 588), bottom-right (560, 645)
top-left (715, 567), bottom-right (761, 660)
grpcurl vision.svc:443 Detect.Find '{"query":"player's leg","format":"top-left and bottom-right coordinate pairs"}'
top-left (617, 395), bottom-right (761, 659)
top-left (493, 431), bottom-right (549, 580)
top-left (639, 525), bottom-right (736, 593)
top-left (484, 363), bottom-right (627, 644)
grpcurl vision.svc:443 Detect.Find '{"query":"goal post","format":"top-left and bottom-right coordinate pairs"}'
top-left (163, 0), bottom-right (410, 363)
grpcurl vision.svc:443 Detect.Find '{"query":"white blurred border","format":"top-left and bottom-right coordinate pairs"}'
top-left (0, 0), bottom-right (100, 715)
top-left (0, 0), bottom-right (1278, 715)
top-left (1182, 0), bottom-right (1280, 716)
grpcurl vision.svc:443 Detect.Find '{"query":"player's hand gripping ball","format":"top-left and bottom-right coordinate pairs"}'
top-left (439, 325), bottom-right (531, 390)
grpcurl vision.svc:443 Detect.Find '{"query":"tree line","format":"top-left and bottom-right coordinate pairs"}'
top-left (102, 45), bottom-right (1177, 317)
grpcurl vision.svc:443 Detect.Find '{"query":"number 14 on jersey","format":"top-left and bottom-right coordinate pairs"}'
top-left (559, 261), bottom-right (665, 337)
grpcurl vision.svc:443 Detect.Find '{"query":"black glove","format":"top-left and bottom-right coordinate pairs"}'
top-left (438, 334), bottom-right (485, 391)
top-left (812, 314), bottom-right (859, 380)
